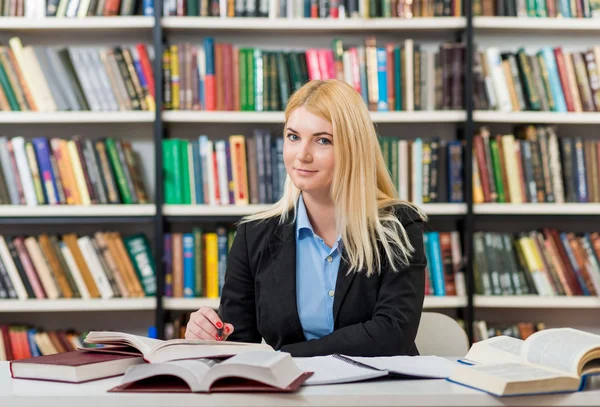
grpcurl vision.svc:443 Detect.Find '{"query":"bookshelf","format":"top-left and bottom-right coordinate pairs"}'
top-left (0, 16), bottom-right (154, 30)
top-left (161, 16), bottom-right (467, 31)
top-left (3, 5), bottom-right (600, 347)
top-left (162, 110), bottom-right (467, 123)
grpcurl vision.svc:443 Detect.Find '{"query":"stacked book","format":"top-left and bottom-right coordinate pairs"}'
top-left (473, 229), bottom-right (600, 297)
top-left (379, 136), bottom-right (464, 205)
top-left (423, 231), bottom-right (465, 297)
top-left (472, 320), bottom-right (546, 342)
top-left (165, 0), bottom-right (462, 17)
top-left (0, 325), bottom-right (86, 361)
top-left (0, 136), bottom-right (149, 206)
top-left (0, 0), bottom-right (155, 17)
top-left (473, 0), bottom-right (600, 17)
top-left (0, 233), bottom-right (156, 300)
top-left (0, 38), bottom-right (155, 112)
top-left (164, 226), bottom-right (234, 298)
top-left (163, 38), bottom-right (466, 112)
top-left (164, 133), bottom-right (465, 206)
top-left (473, 126), bottom-right (599, 204)
top-left (473, 45), bottom-right (600, 112)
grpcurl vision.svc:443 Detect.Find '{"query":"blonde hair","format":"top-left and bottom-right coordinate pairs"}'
top-left (242, 79), bottom-right (427, 276)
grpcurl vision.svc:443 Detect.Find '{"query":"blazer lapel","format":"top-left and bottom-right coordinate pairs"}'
top-left (333, 255), bottom-right (357, 324)
top-left (267, 220), bottom-right (305, 342)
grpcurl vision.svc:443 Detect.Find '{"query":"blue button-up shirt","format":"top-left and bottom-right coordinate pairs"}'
top-left (295, 194), bottom-right (342, 341)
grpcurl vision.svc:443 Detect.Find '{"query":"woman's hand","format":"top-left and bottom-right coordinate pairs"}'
top-left (185, 306), bottom-right (234, 341)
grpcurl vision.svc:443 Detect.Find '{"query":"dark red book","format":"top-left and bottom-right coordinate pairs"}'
top-left (10, 350), bottom-right (144, 383)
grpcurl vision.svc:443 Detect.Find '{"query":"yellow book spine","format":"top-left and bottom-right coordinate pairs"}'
top-left (501, 135), bottom-right (522, 204)
top-left (67, 141), bottom-right (91, 205)
top-left (58, 140), bottom-right (81, 205)
top-left (204, 233), bottom-right (219, 298)
top-left (229, 135), bottom-right (249, 205)
top-left (170, 45), bottom-right (180, 111)
top-left (472, 155), bottom-right (485, 204)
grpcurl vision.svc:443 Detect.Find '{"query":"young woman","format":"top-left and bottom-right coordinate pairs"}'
top-left (185, 79), bottom-right (427, 357)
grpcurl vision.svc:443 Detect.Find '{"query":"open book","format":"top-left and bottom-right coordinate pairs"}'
top-left (448, 328), bottom-right (600, 396)
top-left (108, 351), bottom-right (312, 393)
top-left (82, 331), bottom-right (274, 364)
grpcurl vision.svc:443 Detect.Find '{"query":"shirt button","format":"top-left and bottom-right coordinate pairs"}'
top-left (328, 290), bottom-right (334, 297)
top-left (326, 256), bottom-right (333, 263)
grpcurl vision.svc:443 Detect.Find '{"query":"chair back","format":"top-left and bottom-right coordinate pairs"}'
top-left (415, 312), bottom-right (469, 357)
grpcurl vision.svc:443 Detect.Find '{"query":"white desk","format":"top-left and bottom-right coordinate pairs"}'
top-left (1, 361), bottom-right (599, 406)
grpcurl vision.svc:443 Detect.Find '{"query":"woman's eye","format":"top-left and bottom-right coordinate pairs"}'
top-left (317, 138), bottom-right (331, 145)
top-left (286, 134), bottom-right (299, 141)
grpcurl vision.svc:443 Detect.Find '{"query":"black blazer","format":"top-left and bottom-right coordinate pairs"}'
top-left (219, 205), bottom-right (427, 357)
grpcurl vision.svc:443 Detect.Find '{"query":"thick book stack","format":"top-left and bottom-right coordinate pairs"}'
top-left (473, 0), bottom-right (600, 17)
top-left (0, 233), bottom-right (156, 300)
top-left (0, 0), bottom-right (155, 17)
top-left (0, 38), bottom-right (155, 112)
top-left (379, 136), bottom-right (464, 205)
top-left (0, 325), bottom-right (87, 361)
top-left (0, 136), bottom-right (149, 206)
top-left (423, 231), bottom-right (465, 297)
top-left (473, 229), bottom-right (600, 297)
top-left (473, 126), bottom-right (600, 204)
top-left (474, 45), bottom-right (600, 112)
top-left (165, 0), bottom-right (462, 17)
top-left (472, 320), bottom-right (546, 342)
top-left (163, 38), bottom-right (465, 112)
top-left (164, 226), bottom-right (235, 299)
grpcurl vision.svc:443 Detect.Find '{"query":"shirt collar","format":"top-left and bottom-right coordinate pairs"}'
top-left (296, 194), bottom-right (313, 239)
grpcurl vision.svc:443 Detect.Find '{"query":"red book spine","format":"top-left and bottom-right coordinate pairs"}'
top-left (305, 49), bottom-right (321, 81)
top-left (13, 237), bottom-right (46, 299)
top-left (553, 48), bottom-right (574, 112)
top-left (136, 45), bottom-right (155, 99)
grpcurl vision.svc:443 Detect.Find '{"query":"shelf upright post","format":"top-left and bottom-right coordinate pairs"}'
top-left (153, 0), bottom-right (166, 339)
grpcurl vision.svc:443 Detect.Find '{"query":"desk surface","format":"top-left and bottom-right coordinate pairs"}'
top-left (1, 361), bottom-right (599, 407)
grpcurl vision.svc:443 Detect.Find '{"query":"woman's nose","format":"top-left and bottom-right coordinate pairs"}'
top-left (296, 142), bottom-right (312, 162)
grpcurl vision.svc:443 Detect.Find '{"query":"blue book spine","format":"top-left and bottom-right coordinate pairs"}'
top-left (394, 47), bottom-right (402, 111)
top-left (276, 138), bottom-right (285, 197)
top-left (558, 0), bottom-right (570, 16)
top-left (27, 329), bottom-right (40, 357)
top-left (203, 38), bottom-right (215, 75)
top-left (32, 137), bottom-right (59, 205)
top-left (428, 232), bottom-right (446, 296)
top-left (225, 141), bottom-right (235, 204)
top-left (423, 233), bottom-right (434, 294)
top-left (574, 138), bottom-right (588, 203)
top-left (217, 227), bottom-right (228, 296)
top-left (143, 0), bottom-right (154, 15)
top-left (191, 139), bottom-right (204, 204)
top-left (376, 48), bottom-right (388, 112)
top-left (164, 234), bottom-right (173, 297)
top-left (132, 52), bottom-right (148, 95)
top-left (560, 232), bottom-right (589, 296)
top-left (270, 142), bottom-right (279, 201)
top-left (182, 233), bottom-right (195, 298)
top-left (359, 48), bottom-right (369, 105)
top-left (541, 47), bottom-right (567, 112)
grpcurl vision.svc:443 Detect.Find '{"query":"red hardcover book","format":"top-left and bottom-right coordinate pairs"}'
top-left (10, 351), bottom-right (144, 383)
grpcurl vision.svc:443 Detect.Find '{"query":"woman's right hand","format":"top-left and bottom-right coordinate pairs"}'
top-left (185, 306), bottom-right (234, 341)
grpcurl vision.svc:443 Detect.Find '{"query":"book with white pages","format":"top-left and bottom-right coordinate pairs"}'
top-left (294, 354), bottom-right (458, 386)
top-left (82, 331), bottom-right (274, 364)
top-left (448, 328), bottom-right (600, 396)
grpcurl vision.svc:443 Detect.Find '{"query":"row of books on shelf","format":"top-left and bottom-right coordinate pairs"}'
top-left (0, 326), bottom-right (89, 361)
top-left (0, 233), bottom-right (155, 300)
top-left (162, 0), bottom-right (463, 18)
top-left (163, 39), bottom-right (465, 112)
top-left (0, 136), bottom-right (149, 206)
top-left (473, 126), bottom-right (600, 204)
top-left (473, 229), bottom-right (600, 298)
top-left (474, 0), bottom-right (600, 18)
top-left (0, 0), bottom-right (154, 16)
top-left (472, 320), bottom-right (546, 342)
top-left (474, 46), bottom-right (600, 112)
top-left (0, 38), bottom-right (155, 113)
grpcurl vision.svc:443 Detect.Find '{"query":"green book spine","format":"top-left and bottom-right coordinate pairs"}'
top-left (105, 138), bottom-right (133, 204)
top-left (193, 227), bottom-right (203, 297)
top-left (276, 52), bottom-right (290, 110)
top-left (180, 140), bottom-right (191, 204)
top-left (123, 234), bottom-right (157, 297)
top-left (239, 49), bottom-right (248, 111)
top-left (0, 60), bottom-right (20, 111)
top-left (228, 229), bottom-right (235, 251)
top-left (391, 138), bottom-right (399, 191)
top-left (489, 139), bottom-right (506, 203)
top-left (253, 49), bottom-right (264, 112)
top-left (382, 0), bottom-right (392, 16)
top-left (262, 52), bottom-right (269, 112)
top-left (247, 48), bottom-right (256, 111)
top-left (536, 53), bottom-right (556, 112)
top-left (170, 139), bottom-right (184, 204)
top-left (269, 52), bottom-right (278, 111)
top-left (535, 0), bottom-right (547, 16)
top-left (25, 141), bottom-right (46, 204)
top-left (525, 0), bottom-right (536, 15)
top-left (516, 49), bottom-right (541, 111)
top-left (394, 47), bottom-right (402, 111)
top-left (163, 140), bottom-right (176, 204)
top-left (186, 0), bottom-right (199, 15)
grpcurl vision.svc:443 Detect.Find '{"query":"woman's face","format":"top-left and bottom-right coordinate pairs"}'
top-left (283, 106), bottom-right (335, 196)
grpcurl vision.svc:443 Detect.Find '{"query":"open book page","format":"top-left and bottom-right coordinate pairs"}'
top-left (521, 328), bottom-right (600, 376)
top-left (293, 356), bottom-right (388, 385)
top-left (84, 331), bottom-right (163, 355)
top-left (345, 355), bottom-right (458, 379)
top-left (463, 336), bottom-right (524, 365)
top-left (121, 359), bottom-right (219, 392)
